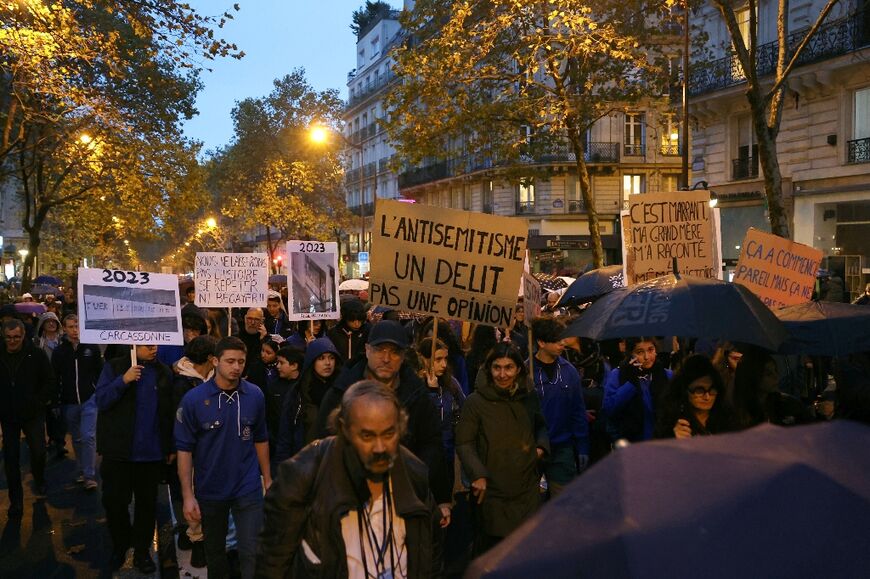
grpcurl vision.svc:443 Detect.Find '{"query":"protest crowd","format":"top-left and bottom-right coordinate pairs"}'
top-left (2, 268), bottom-right (869, 579)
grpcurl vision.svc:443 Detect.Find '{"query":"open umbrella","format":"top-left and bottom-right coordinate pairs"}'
top-left (775, 301), bottom-right (870, 356)
top-left (34, 274), bottom-right (63, 286)
top-left (14, 302), bottom-right (46, 315)
top-left (268, 274), bottom-right (287, 285)
top-left (29, 283), bottom-right (62, 297)
top-left (558, 265), bottom-right (625, 306)
top-left (467, 421), bottom-right (870, 579)
top-left (564, 274), bottom-right (787, 351)
top-left (339, 278), bottom-right (369, 292)
top-left (532, 272), bottom-right (569, 293)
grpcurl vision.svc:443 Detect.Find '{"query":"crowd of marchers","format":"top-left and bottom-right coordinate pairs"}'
top-left (1, 281), bottom-right (870, 578)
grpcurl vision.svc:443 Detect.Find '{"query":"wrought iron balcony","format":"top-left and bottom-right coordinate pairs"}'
top-left (568, 199), bottom-right (586, 213)
top-left (624, 143), bottom-right (645, 156)
top-left (346, 69), bottom-right (397, 109)
top-left (516, 201), bottom-right (536, 214)
top-left (660, 144), bottom-right (681, 156)
top-left (690, 10), bottom-right (870, 96)
top-left (348, 202), bottom-right (376, 217)
top-left (482, 202), bottom-right (494, 214)
top-left (848, 137), bottom-right (870, 163)
top-left (732, 157), bottom-right (759, 180)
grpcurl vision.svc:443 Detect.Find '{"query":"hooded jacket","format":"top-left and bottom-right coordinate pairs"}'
top-left (455, 375), bottom-right (549, 538)
top-left (51, 336), bottom-right (103, 405)
top-left (34, 312), bottom-right (62, 359)
top-left (256, 436), bottom-right (441, 579)
top-left (326, 300), bottom-right (369, 367)
top-left (172, 356), bottom-right (213, 409)
top-left (315, 358), bottom-right (451, 505)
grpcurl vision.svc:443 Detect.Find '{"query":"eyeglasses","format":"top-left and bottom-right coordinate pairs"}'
top-left (688, 386), bottom-right (718, 397)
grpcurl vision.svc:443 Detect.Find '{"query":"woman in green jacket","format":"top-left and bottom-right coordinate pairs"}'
top-left (456, 342), bottom-right (550, 555)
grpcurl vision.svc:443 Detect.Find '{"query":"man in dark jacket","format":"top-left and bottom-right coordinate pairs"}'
top-left (315, 320), bottom-right (452, 522)
top-left (257, 380), bottom-right (441, 578)
top-left (95, 344), bottom-right (175, 573)
top-left (52, 314), bottom-right (103, 490)
top-left (0, 319), bottom-right (56, 516)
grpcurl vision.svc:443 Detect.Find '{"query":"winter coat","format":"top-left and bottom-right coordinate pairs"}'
top-left (172, 356), bottom-right (212, 410)
top-left (602, 363), bottom-right (673, 442)
top-left (455, 376), bottom-right (549, 538)
top-left (326, 323), bottom-right (368, 368)
top-left (34, 311), bottom-right (63, 361)
top-left (51, 337), bottom-right (103, 405)
top-left (256, 436), bottom-right (441, 579)
top-left (315, 358), bottom-right (451, 505)
top-left (95, 356), bottom-right (175, 461)
top-left (0, 340), bottom-right (56, 421)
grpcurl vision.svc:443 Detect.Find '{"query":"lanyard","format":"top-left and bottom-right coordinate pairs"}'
top-left (357, 478), bottom-right (395, 579)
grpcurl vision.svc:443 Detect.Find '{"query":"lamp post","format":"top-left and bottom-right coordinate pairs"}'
top-left (310, 124), bottom-right (375, 268)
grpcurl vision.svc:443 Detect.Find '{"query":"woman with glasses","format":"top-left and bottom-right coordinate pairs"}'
top-left (655, 355), bottom-right (736, 438)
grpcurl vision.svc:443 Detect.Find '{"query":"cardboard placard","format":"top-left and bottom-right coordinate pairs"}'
top-left (733, 228), bottom-right (823, 309)
top-left (286, 240), bottom-right (341, 321)
top-left (522, 272), bottom-right (542, 320)
top-left (77, 267), bottom-right (182, 345)
top-left (370, 199), bottom-right (527, 327)
top-left (622, 190), bottom-right (717, 284)
top-left (194, 252), bottom-right (269, 308)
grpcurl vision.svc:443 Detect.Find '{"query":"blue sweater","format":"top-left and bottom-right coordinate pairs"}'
top-left (532, 356), bottom-right (590, 455)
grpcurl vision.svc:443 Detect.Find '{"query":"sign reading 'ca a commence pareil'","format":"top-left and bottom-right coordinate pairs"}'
top-left (622, 190), bottom-right (717, 285)
top-left (194, 252), bottom-right (269, 308)
top-left (733, 228), bottom-right (823, 309)
top-left (370, 199), bottom-right (527, 327)
top-left (77, 267), bottom-right (183, 345)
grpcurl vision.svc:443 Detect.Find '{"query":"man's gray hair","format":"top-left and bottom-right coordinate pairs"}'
top-left (329, 379), bottom-right (408, 436)
top-left (3, 319), bottom-right (25, 333)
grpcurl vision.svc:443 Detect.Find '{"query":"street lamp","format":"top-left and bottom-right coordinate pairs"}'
top-left (309, 123), bottom-right (375, 261)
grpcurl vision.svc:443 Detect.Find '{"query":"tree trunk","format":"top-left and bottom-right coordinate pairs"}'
top-left (750, 97), bottom-right (790, 238)
top-left (567, 135), bottom-right (605, 268)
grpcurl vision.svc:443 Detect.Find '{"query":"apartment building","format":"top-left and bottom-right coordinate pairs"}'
top-left (690, 1), bottom-right (870, 298)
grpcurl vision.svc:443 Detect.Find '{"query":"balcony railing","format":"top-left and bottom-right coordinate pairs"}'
top-left (690, 10), bottom-right (870, 96)
top-left (482, 202), bottom-right (493, 214)
top-left (624, 143), bottom-right (645, 156)
top-left (346, 69), bottom-right (397, 109)
top-left (848, 137), bottom-right (870, 163)
top-left (516, 200), bottom-right (536, 214)
top-left (348, 202), bottom-right (376, 217)
top-left (568, 199), bottom-right (586, 213)
top-left (660, 144), bottom-right (681, 156)
top-left (732, 157), bottom-right (759, 180)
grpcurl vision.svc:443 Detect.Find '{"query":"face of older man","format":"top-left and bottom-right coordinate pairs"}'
top-left (365, 343), bottom-right (404, 384)
top-left (343, 397), bottom-right (400, 476)
top-left (244, 308), bottom-right (264, 334)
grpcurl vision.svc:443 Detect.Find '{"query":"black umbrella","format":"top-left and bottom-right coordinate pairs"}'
top-left (268, 274), bottom-right (287, 285)
top-left (775, 301), bottom-right (870, 356)
top-left (467, 421), bottom-right (870, 579)
top-left (558, 265), bottom-right (625, 306)
top-left (564, 274), bottom-right (787, 350)
top-left (34, 274), bottom-right (63, 286)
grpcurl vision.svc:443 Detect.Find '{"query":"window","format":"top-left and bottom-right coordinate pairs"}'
top-left (849, 88), bottom-right (870, 163)
top-left (463, 187), bottom-right (472, 210)
top-left (517, 180), bottom-right (535, 214)
top-left (483, 181), bottom-right (494, 213)
top-left (661, 174), bottom-right (681, 192)
top-left (733, 115), bottom-right (758, 179)
top-left (566, 175), bottom-right (585, 213)
top-left (735, 7), bottom-right (753, 50)
top-left (623, 174), bottom-right (645, 208)
top-left (624, 113), bottom-right (645, 156)
top-left (660, 113), bottom-right (680, 156)
top-left (371, 36), bottom-right (380, 60)
top-left (451, 188), bottom-right (461, 208)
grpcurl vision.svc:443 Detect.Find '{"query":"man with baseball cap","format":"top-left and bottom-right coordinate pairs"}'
top-left (315, 320), bottom-right (452, 526)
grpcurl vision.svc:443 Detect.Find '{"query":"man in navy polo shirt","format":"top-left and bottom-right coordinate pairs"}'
top-left (175, 336), bottom-right (271, 579)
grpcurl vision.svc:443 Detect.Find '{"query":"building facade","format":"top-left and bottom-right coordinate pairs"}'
top-left (342, 8), bottom-right (403, 278)
top-left (690, 0), bottom-right (870, 299)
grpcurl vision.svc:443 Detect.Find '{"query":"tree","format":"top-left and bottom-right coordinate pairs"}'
top-left (351, 1), bottom-right (394, 37)
top-left (208, 70), bottom-right (353, 273)
top-left (385, 0), bottom-right (676, 268)
top-left (709, 0), bottom-right (839, 238)
top-left (0, 0), bottom-right (241, 289)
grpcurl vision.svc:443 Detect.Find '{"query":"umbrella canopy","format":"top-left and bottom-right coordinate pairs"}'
top-left (29, 283), bottom-right (62, 297)
top-left (339, 278), bottom-right (369, 292)
top-left (467, 421), bottom-right (870, 579)
top-left (775, 301), bottom-right (870, 356)
top-left (268, 274), bottom-right (287, 285)
top-left (563, 274), bottom-right (787, 351)
top-left (558, 265), bottom-right (625, 306)
top-left (14, 302), bottom-right (46, 315)
top-left (33, 274), bottom-right (63, 286)
top-left (533, 273), bottom-right (569, 293)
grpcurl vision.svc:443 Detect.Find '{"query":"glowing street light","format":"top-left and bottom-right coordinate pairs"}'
top-left (309, 125), bottom-right (328, 144)
top-left (205, 217), bottom-right (217, 229)
top-left (79, 133), bottom-right (93, 145)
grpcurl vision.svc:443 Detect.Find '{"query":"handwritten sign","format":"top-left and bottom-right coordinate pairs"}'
top-left (622, 190), bottom-right (716, 284)
top-left (77, 267), bottom-right (182, 345)
top-left (194, 252), bottom-right (269, 308)
top-left (733, 228), bottom-right (822, 309)
top-left (370, 199), bottom-right (527, 327)
top-left (286, 240), bottom-right (340, 321)
top-left (522, 272), bottom-right (542, 320)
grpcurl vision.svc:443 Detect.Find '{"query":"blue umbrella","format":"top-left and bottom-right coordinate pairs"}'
top-left (563, 274), bottom-right (787, 351)
top-left (775, 300), bottom-right (870, 356)
top-left (558, 265), bottom-right (625, 306)
top-left (34, 274), bottom-right (63, 286)
top-left (467, 421), bottom-right (870, 579)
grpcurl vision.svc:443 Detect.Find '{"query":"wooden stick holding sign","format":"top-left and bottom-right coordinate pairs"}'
top-left (431, 317), bottom-right (439, 368)
top-left (228, 307), bottom-right (232, 337)
top-left (130, 345), bottom-right (137, 367)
